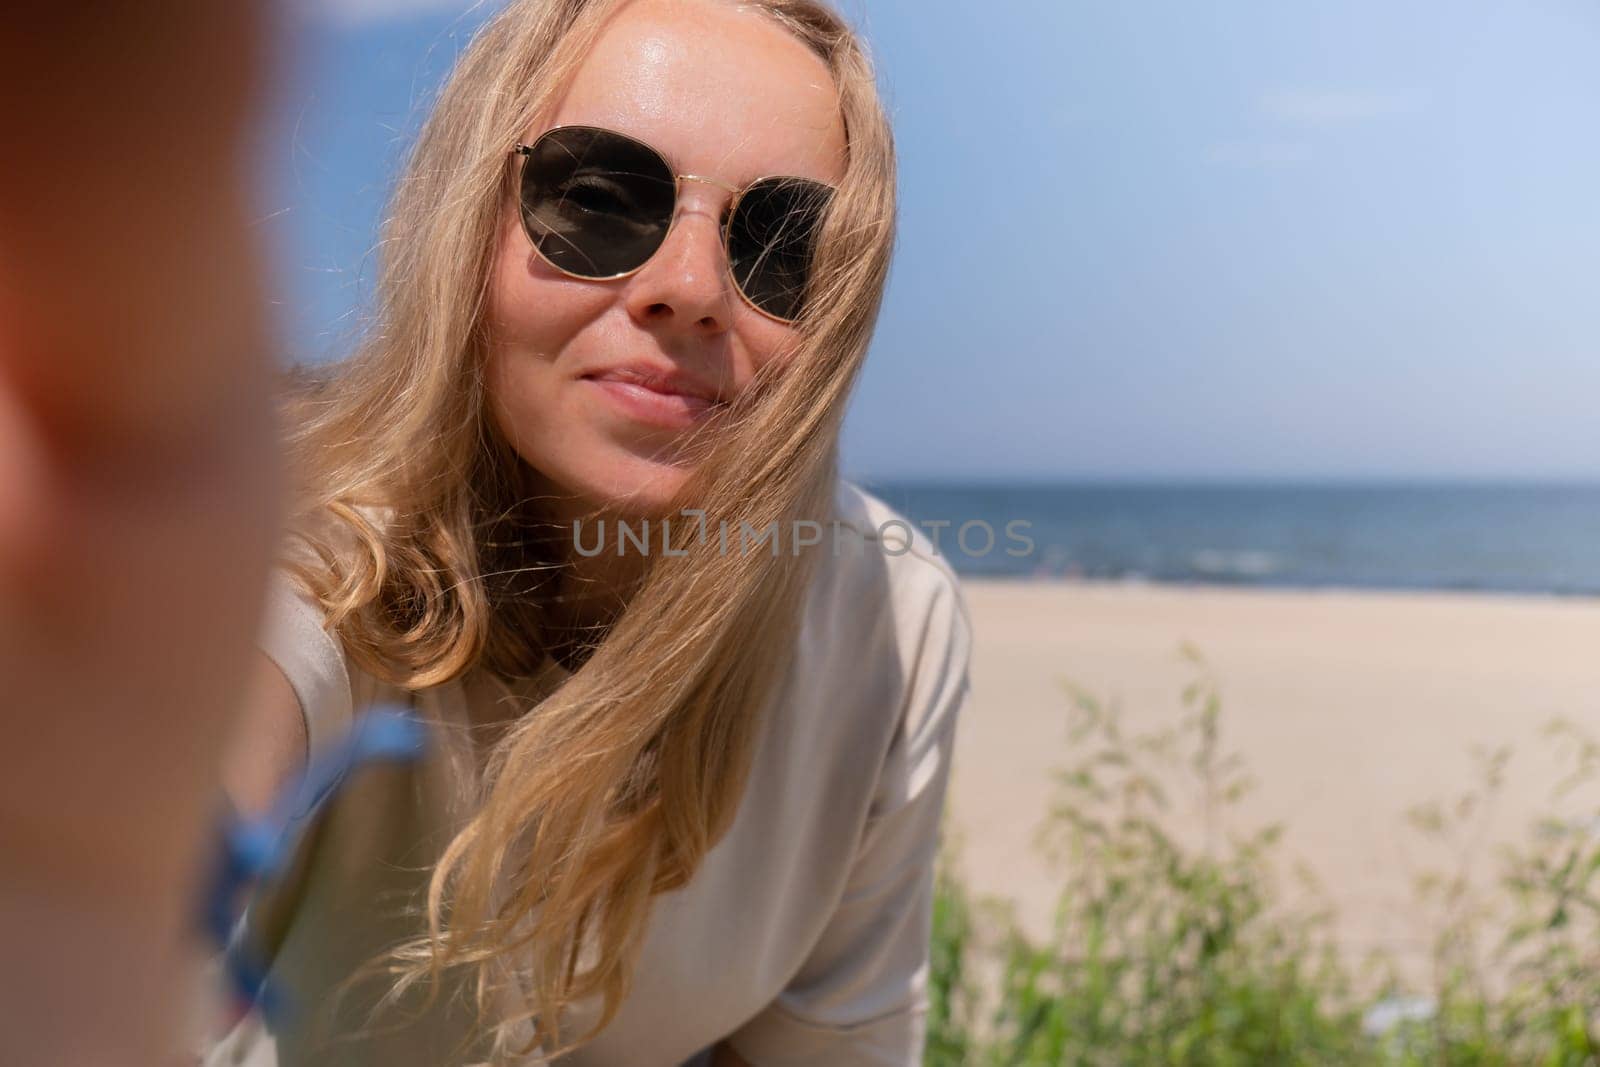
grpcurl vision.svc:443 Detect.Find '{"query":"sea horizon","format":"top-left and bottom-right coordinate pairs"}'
top-left (858, 480), bottom-right (1600, 596)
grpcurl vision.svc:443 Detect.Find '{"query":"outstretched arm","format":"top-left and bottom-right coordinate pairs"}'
top-left (0, 6), bottom-right (279, 1065)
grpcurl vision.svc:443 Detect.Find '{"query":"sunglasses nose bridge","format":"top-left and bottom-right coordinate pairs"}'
top-left (631, 183), bottom-right (739, 325)
top-left (676, 172), bottom-right (742, 196)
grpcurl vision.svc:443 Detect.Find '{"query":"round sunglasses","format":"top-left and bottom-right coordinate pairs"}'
top-left (511, 124), bottom-right (836, 323)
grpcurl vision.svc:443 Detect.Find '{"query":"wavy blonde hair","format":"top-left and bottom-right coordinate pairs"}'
top-left (279, 0), bottom-right (896, 1059)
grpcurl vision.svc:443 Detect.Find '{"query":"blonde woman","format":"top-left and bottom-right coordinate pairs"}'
top-left (210, 0), bottom-right (972, 1064)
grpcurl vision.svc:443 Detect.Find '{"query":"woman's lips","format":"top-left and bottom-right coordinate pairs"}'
top-left (581, 372), bottom-right (720, 428)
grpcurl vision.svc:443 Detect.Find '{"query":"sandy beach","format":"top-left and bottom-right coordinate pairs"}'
top-left (946, 580), bottom-right (1600, 978)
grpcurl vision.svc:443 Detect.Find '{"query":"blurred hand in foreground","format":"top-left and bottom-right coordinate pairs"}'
top-left (0, 5), bottom-right (281, 1064)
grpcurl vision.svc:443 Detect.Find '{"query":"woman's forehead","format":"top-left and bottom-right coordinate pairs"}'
top-left (544, 0), bottom-right (846, 186)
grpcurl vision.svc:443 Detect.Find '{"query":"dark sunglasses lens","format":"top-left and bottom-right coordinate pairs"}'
top-left (519, 127), bottom-right (676, 278)
top-left (727, 177), bottom-right (834, 321)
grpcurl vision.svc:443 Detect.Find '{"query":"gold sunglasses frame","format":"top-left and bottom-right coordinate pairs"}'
top-left (509, 123), bottom-right (835, 324)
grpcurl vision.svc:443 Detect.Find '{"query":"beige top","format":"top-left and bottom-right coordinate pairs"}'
top-left (198, 479), bottom-right (973, 1067)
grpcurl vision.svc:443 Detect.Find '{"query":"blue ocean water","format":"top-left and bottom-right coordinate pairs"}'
top-left (861, 483), bottom-right (1600, 595)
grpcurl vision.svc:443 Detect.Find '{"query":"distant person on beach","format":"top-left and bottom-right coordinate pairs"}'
top-left (0, 5), bottom-right (280, 1066)
top-left (209, 0), bottom-right (972, 1064)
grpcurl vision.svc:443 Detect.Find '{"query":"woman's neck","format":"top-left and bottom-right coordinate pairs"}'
top-left (531, 486), bottom-right (653, 672)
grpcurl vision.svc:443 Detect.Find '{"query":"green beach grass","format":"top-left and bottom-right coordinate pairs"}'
top-left (927, 646), bottom-right (1600, 1065)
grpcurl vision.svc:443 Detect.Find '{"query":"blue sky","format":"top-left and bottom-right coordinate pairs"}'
top-left (261, 0), bottom-right (1600, 482)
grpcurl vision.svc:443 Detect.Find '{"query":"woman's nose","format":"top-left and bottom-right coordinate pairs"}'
top-left (623, 203), bottom-right (735, 335)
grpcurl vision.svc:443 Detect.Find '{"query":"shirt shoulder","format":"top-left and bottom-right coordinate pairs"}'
top-left (816, 479), bottom-right (975, 757)
top-left (827, 477), bottom-right (973, 656)
top-left (255, 505), bottom-right (389, 761)
top-left (830, 479), bottom-right (960, 581)
top-left (257, 568), bottom-right (355, 761)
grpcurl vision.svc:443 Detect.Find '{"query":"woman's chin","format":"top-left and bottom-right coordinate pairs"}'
top-left (567, 458), bottom-right (698, 521)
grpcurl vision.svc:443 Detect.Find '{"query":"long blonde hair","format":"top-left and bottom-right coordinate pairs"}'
top-left (280, 0), bottom-right (896, 1058)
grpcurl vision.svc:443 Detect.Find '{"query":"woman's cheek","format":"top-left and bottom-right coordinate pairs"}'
top-left (735, 317), bottom-right (804, 384)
